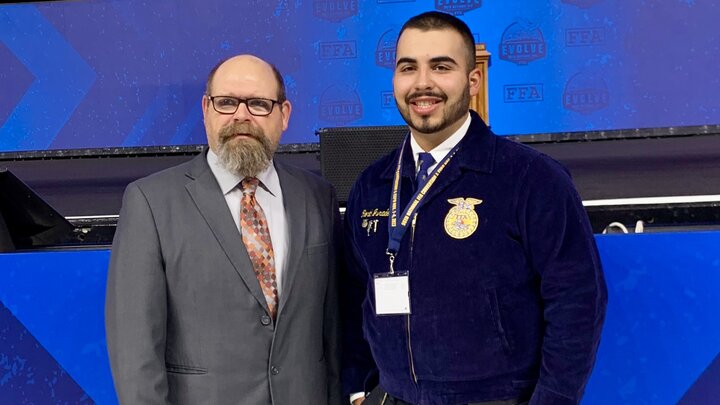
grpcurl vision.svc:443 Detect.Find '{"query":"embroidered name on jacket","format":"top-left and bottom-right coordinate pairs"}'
top-left (361, 208), bottom-right (389, 218)
top-left (361, 208), bottom-right (388, 236)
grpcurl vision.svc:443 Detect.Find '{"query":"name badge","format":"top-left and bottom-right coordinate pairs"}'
top-left (373, 272), bottom-right (411, 316)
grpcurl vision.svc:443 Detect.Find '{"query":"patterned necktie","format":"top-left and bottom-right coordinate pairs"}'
top-left (239, 177), bottom-right (278, 320)
top-left (416, 152), bottom-right (436, 190)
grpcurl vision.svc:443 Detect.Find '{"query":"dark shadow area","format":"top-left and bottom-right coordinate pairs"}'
top-left (0, 168), bottom-right (76, 250)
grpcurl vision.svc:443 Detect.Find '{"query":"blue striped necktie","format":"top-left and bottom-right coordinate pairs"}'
top-left (416, 152), bottom-right (436, 190)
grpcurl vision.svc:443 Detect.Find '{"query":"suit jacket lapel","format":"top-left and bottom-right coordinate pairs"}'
top-left (418, 156), bottom-right (463, 209)
top-left (184, 152), bottom-right (269, 313)
top-left (417, 113), bottom-right (496, 208)
top-left (274, 161), bottom-right (307, 316)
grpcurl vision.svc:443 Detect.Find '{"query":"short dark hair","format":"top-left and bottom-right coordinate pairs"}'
top-left (398, 11), bottom-right (476, 72)
top-left (205, 57), bottom-right (287, 103)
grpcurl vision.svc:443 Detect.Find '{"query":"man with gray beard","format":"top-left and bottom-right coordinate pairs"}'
top-left (106, 54), bottom-right (343, 405)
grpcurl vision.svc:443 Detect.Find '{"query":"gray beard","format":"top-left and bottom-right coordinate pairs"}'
top-left (216, 123), bottom-right (276, 178)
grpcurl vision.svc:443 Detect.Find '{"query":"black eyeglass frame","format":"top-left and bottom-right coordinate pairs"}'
top-left (206, 95), bottom-right (281, 116)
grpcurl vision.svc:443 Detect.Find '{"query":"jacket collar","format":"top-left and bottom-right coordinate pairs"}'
top-left (380, 110), bottom-right (496, 180)
top-left (184, 147), bottom-right (212, 181)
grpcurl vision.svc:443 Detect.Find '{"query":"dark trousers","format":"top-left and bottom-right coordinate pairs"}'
top-left (363, 385), bottom-right (528, 405)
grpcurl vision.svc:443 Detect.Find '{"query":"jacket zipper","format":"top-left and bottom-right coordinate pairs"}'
top-left (407, 214), bottom-right (418, 384)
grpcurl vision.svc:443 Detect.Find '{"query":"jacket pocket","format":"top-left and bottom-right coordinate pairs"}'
top-left (165, 363), bottom-right (208, 375)
top-left (306, 242), bottom-right (329, 256)
top-left (487, 288), bottom-right (513, 354)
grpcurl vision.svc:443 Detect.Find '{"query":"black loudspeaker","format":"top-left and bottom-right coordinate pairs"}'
top-left (0, 168), bottom-right (76, 250)
top-left (318, 126), bottom-right (408, 205)
top-left (0, 207), bottom-right (14, 253)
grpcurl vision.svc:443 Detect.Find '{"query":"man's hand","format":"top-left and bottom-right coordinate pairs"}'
top-left (352, 398), bottom-right (365, 405)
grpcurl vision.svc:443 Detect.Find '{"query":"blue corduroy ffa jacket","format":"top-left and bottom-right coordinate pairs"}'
top-left (341, 111), bottom-right (607, 405)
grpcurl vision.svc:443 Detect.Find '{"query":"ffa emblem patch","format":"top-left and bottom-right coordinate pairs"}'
top-left (444, 198), bottom-right (482, 239)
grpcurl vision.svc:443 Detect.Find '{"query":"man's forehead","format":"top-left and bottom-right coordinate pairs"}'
top-left (398, 29), bottom-right (463, 49)
top-left (212, 63), bottom-right (277, 92)
top-left (215, 59), bottom-right (273, 80)
top-left (396, 29), bottom-right (467, 62)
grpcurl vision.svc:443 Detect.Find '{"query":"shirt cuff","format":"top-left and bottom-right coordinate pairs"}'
top-left (349, 392), bottom-right (365, 404)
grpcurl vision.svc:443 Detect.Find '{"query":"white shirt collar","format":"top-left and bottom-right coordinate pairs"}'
top-left (409, 113), bottom-right (472, 167)
top-left (206, 149), bottom-right (280, 196)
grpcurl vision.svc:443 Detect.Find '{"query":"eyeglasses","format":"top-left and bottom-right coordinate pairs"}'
top-left (207, 95), bottom-right (279, 116)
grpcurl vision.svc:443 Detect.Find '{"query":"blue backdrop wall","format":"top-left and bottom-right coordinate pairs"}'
top-left (1, 0), bottom-right (720, 151)
top-left (1, 232), bottom-right (719, 403)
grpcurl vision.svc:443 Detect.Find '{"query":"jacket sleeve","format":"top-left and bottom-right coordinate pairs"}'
top-left (516, 155), bottom-right (608, 405)
top-left (340, 181), bottom-right (379, 399)
top-left (105, 182), bottom-right (170, 404)
top-left (325, 187), bottom-right (345, 405)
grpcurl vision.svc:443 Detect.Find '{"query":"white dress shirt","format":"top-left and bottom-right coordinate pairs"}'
top-left (409, 112), bottom-right (472, 171)
top-left (206, 149), bottom-right (289, 296)
top-left (349, 114), bottom-right (473, 404)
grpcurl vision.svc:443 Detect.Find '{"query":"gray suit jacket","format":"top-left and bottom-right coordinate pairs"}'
top-left (106, 151), bottom-right (343, 405)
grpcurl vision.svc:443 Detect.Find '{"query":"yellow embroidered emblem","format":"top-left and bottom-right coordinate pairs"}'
top-left (444, 198), bottom-right (482, 239)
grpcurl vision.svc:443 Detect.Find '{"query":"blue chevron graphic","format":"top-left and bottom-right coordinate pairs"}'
top-left (0, 250), bottom-right (116, 405)
top-left (0, 42), bottom-right (34, 129)
top-left (678, 353), bottom-right (720, 404)
top-left (583, 232), bottom-right (720, 404)
top-left (170, 106), bottom-right (203, 145)
top-left (0, 5), bottom-right (95, 151)
top-left (0, 300), bottom-right (93, 403)
top-left (121, 86), bottom-right (171, 146)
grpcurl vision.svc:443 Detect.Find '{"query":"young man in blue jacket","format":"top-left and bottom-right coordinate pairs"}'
top-left (342, 11), bottom-right (607, 405)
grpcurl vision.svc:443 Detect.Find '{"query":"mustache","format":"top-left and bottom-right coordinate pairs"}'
top-left (406, 91), bottom-right (446, 103)
top-left (218, 122), bottom-right (264, 143)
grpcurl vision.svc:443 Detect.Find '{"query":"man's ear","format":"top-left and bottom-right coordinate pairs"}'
top-left (201, 95), bottom-right (209, 122)
top-left (468, 68), bottom-right (482, 97)
top-left (280, 100), bottom-right (292, 131)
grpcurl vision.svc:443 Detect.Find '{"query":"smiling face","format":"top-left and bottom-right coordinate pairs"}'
top-left (202, 55), bottom-right (291, 176)
top-left (393, 28), bottom-right (481, 151)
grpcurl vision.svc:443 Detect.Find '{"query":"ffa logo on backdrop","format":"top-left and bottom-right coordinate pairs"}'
top-left (376, 29), bottom-right (398, 69)
top-left (319, 41), bottom-right (357, 59)
top-left (435, 0), bottom-right (482, 15)
top-left (499, 20), bottom-right (547, 65)
top-left (319, 84), bottom-right (363, 124)
top-left (565, 27), bottom-right (606, 47)
top-left (313, 0), bottom-right (358, 22)
top-left (381, 91), bottom-right (395, 109)
top-left (504, 84), bottom-right (544, 103)
top-left (563, 72), bottom-right (609, 114)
